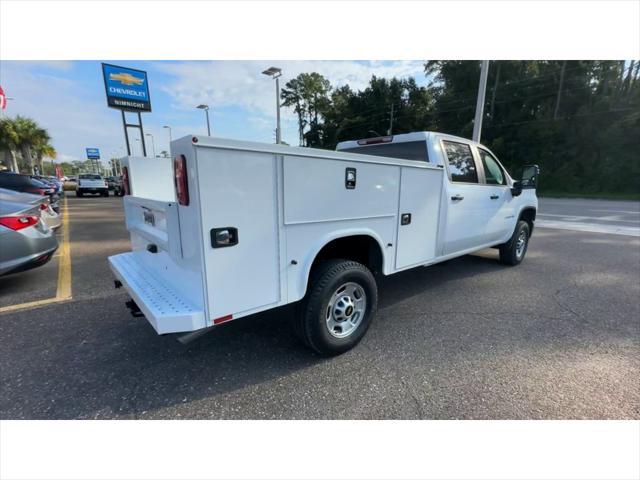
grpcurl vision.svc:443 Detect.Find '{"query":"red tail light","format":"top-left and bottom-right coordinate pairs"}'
top-left (122, 167), bottom-right (131, 196)
top-left (0, 215), bottom-right (39, 231)
top-left (26, 187), bottom-right (46, 195)
top-left (40, 203), bottom-right (48, 211)
top-left (174, 154), bottom-right (189, 206)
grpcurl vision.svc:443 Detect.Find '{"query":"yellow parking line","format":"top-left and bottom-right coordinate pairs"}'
top-left (0, 197), bottom-right (72, 314)
top-left (55, 197), bottom-right (72, 300)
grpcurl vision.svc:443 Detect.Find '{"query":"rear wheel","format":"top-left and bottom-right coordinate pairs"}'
top-left (76, 190), bottom-right (83, 197)
top-left (499, 220), bottom-right (530, 266)
top-left (102, 190), bottom-right (109, 197)
top-left (294, 259), bottom-right (377, 356)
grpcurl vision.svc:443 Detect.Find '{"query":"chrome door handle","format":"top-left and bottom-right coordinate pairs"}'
top-left (451, 194), bottom-right (464, 201)
top-left (490, 195), bottom-right (499, 200)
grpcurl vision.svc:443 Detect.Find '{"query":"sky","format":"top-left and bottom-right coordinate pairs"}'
top-left (0, 60), bottom-right (428, 165)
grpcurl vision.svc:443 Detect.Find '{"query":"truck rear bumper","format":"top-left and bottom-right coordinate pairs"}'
top-left (108, 252), bottom-right (206, 334)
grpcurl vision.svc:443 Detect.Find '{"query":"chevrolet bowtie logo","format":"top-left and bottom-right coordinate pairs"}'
top-left (109, 72), bottom-right (144, 86)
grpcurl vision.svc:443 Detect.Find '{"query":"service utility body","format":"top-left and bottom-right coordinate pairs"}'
top-left (109, 132), bottom-right (539, 355)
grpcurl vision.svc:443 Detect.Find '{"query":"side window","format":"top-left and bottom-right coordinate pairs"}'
top-left (442, 141), bottom-right (478, 183)
top-left (478, 148), bottom-right (506, 186)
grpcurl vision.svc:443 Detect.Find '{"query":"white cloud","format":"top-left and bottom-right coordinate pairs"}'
top-left (153, 60), bottom-right (426, 117)
top-left (0, 62), bottom-right (124, 162)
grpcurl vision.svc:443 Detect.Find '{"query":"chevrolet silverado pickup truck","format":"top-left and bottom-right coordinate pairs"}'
top-left (109, 131), bottom-right (539, 355)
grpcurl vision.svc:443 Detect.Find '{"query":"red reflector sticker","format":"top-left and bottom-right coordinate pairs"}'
top-left (213, 314), bottom-right (233, 325)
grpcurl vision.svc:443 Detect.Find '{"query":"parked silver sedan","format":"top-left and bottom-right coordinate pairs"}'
top-left (0, 187), bottom-right (62, 231)
top-left (0, 199), bottom-right (58, 276)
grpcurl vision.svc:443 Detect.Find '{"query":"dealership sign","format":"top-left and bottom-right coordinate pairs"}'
top-left (102, 63), bottom-right (151, 112)
top-left (86, 148), bottom-right (100, 160)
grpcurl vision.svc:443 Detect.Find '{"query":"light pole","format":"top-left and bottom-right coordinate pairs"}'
top-left (262, 67), bottom-right (282, 144)
top-left (163, 125), bottom-right (172, 157)
top-left (163, 125), bottom-right (172, 141)
top-left (145, 133), bottom-right (156, 157)
top-left (135, 138), bottom-right (146, 157)
top-left (196, 104), bottom-right (211, 136)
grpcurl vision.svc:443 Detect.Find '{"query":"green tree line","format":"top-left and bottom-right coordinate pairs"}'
top-left (281, 61), bottom-right (640, 197)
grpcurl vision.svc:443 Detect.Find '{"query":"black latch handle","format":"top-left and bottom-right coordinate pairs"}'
top-left (211, 227), bottom-right (239, 248)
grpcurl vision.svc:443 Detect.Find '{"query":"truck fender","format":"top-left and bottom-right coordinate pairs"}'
top-left (516, 205), bottom-right (537, 233)
top-left (294, 228), bottom-right (387, 302)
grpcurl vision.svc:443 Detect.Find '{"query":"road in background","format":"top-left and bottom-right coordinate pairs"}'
top-left (538, 198), bottom-right (640, 236)
top-left (0, 195), bottom-right (638, 419)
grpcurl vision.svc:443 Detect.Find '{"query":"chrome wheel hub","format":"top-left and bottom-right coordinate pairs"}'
top-left (515, 230), bottom-right (527, 258)
top-left (326, 282), bottom-right (367, 338)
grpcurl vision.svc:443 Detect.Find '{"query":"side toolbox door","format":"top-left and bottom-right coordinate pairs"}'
top-left (395, 166), bottom-right (443, 269)
top-left (197, 148), bottom-right (281, 319)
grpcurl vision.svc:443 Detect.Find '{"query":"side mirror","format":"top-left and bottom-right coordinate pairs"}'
top-left (519, 164), bottom-right (540, 189)
top-left (511, 181), bottom-right (523, 197)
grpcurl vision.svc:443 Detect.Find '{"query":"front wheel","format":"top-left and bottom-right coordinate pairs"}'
top-left (294, 259), bottom-right (378, 356)
top-left (499, 220), bottom-right (531, 266)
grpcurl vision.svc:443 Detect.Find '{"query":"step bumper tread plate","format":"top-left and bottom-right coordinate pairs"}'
top-left (108, 252), bottom-right (205, 334)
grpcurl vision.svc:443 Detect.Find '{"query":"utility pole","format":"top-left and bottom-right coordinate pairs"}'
top-left (554, 60), bottom-right (566, 120)
top-left (387, 103), bottom-right (394, 135)
top-left (472, 60), bottom-right (490, 142)
top-left (489, 62), bottom-right (501, 118)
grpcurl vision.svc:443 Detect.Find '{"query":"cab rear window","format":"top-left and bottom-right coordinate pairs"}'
top-left (79, 174), bottom-right (102, 180)
top-left (341, 141), bottom-right (429, 162)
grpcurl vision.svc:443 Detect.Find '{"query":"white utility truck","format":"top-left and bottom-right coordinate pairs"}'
top-left (109, 132), bottom-right (539, 355)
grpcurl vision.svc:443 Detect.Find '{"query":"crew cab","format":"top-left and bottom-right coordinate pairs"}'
top-left (109, 132), bottom-right (539, 355)
top-left (76, 173), bottom-right (109, 197)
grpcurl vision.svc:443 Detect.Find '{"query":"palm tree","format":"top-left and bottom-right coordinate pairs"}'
top-left (12, 116), bottom-right (51, 173)
top-left (0, 118), bottom-right (20, 172)
top-left (34, 142), bottom-right (57, 175)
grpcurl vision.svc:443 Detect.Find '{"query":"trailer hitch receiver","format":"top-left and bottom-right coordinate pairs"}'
top-left (125, 299), bottom-right (145, 318)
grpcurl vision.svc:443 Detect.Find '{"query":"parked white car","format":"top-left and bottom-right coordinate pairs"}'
top-left (109, 132), bottom-right (539, 355)
top-left (76, 173), bottom-right (109, 197)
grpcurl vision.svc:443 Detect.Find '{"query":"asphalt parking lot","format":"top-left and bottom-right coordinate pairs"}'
top-left (0, 194), bottom-right (638, 419)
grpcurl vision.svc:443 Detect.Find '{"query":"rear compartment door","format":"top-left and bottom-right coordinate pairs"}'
top-left (196, 147), bottom-right (281, 319)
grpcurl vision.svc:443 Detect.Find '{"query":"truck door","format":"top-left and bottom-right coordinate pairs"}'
top-left (441, 139), bottom-right (491, 254)
top-left (476, 147), bottom-right (514, 243)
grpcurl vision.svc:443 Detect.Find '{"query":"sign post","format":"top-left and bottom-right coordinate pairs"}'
top-left (102, 63), bottom-right (152, 156)
top-left (86, 147), bottom-right (100, 173)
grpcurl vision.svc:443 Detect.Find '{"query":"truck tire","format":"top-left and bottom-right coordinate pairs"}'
top-left (499, 220), bottom-right (530, 266)
top-left (295, 259), bottom-right (378, 356)
top-left (76, 190), bottom-right (83, 197)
